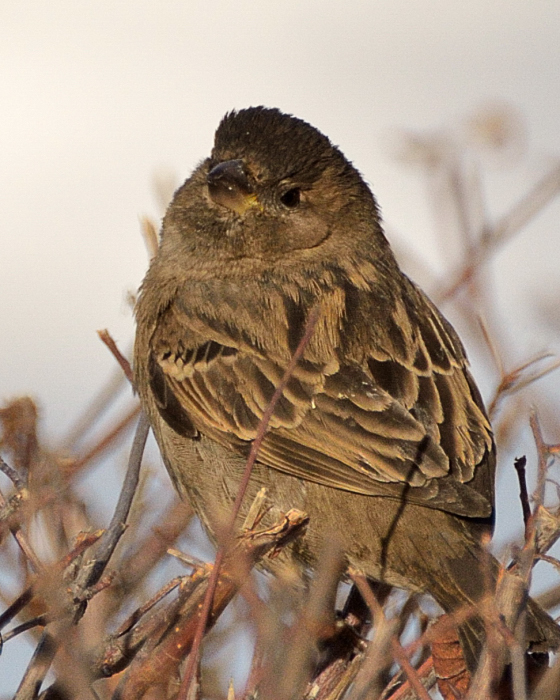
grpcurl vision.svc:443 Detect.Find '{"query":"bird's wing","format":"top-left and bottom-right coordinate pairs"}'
top-left (148, 286), bottom-right (494, 518)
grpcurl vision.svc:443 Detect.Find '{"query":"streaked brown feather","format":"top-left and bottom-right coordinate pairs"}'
top-left (147, 271), bottom-right (493, 517)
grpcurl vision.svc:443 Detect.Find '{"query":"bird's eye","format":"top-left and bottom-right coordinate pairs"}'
top-left (280, 187), bottom-right (301, 208)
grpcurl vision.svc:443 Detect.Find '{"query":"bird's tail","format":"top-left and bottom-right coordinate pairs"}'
top-left (451, 585), bottom-right (560, 673)
top-left (427, 543), bottom-right (560, 673)
top-left (525, 595), bottom-right (560, 653)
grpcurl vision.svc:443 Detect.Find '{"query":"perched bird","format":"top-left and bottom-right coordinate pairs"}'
top-left (134, 106), bottom-right (559, 670)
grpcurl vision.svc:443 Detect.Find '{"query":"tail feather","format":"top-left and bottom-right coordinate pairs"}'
top-left (525, 596), bottom-right (560, 653)
top-left (433, 547), bottom-right (560, 673)
top-left (453, 592), bottom-right (560, 674)
top-left (456, 616), bottom-right (486, 674)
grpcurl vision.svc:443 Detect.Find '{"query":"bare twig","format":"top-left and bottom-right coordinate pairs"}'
top-left (0, 454), bottom-right (25, 489)
top-left (514, 456), bottom-right (532, 534)
top-left (14, 630), bottom-right (58, 700)
top-left (348, 571), bottom-right (432, 700)
top-left (178, 306), bottom-right (320, 699)
top-left (140, 215), bottom-right (159, 260)
top-left (0, 587), bottom-right (34, 633)
top-left (72, 411), bottom-right (150, 616)
top-left (488, 354), bottom-right (560, 420)
top-left (97, 329), bottom-right (135, 385)
top-left (0, 483), bottom-right (43, 574)
top-left (65, 403), bottom-right (141, 476)
top-left (529, 411), bottom-right (549, 511)
top-left (2, 614), bottom-right (48, 642)
top-left (60, 368), bottom-right (128, 449)
top-left (0, 531), bottom-right (102, 635)
top-left (117, 509), bottom-right (309, 699)
top-left (437, 161), bottom-right (560, 302)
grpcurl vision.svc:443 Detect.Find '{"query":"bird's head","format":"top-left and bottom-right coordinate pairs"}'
top-left (159, 107), bottom-right (386, 271)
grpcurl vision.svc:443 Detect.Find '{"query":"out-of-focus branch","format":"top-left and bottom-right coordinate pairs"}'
top-left (436, 161), bottom-right (560, 302)
top-left (116, 508), bottom-right (309, 700)
top-left (71, 412), bottom-right (150, 620)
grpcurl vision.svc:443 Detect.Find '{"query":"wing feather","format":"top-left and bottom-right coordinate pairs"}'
top-left (147, 275), bottom-right (494, 517)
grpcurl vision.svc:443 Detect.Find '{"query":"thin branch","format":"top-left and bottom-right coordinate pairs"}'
top-left (0, 483), bottom-right (43, 574)
top-left (390, 640), bottom-right (432, 700)
top-left (72, 411), bottom-right (150, 612)
top-left (0, 587), bottom-right (34, 633)
top-left (14, 630), bottom-right (57, 700)
top-left (115, 509), bottom-right (309, 699)
top-left (140, 216), bottom-right (159, 260)
top-left (0, 455), bottom-right (25, 489)
top-left (178, 306), bottom-right (320, 700)
top-left (97, 329), bottom-right (135, 385)
top-left (514, 456), bottom-right (531, 535)
top-left (60, 367), bottom-right (128, 449)
top-left (2, 615), bottom-right (48, 643)
top-left (65, 403), bottom-right (140, 477)
top-left (436, 161), bottom-right (560, 302)
top-left (0, 531), bottom-right (102, 636)
top-left (529, 411), bottom-right (549, 511)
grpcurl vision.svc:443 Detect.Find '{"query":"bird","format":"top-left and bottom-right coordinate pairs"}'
top-left (134, 106), bottom-right (559, 671)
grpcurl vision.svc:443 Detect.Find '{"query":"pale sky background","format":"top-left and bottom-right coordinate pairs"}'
top-left (1, 1), bottom-right (560, 695)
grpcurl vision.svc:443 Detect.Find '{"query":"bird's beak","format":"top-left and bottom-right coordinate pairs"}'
top-left (207, 159), bottom-right (259, 215)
